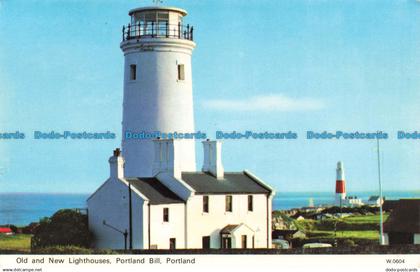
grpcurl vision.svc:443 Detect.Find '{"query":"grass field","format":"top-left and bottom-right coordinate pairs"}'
top-left (308, 230), bottom-right (379, 240)
top-left (0, 234), bottom-right (32, 252)
top-left (343, 214), bottom-right (389, 224)
top-left (292, 213), bottom-right (389, 244)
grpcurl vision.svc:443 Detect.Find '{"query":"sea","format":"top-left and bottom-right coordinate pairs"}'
top-left (0, 191), bottom-right (419, 226)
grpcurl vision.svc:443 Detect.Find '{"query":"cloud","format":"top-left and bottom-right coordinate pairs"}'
top-left (202, 94), bottom-right (325, 112)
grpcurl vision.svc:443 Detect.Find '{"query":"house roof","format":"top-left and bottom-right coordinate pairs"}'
top-left (368, 196), bottom-right (380, 201)
top-left (126, 178), bottom-right (185, 205)
top-left (181, 172), bottom-right (272, 195)
top-left (220, 223), bottom-right (255, 234)
top-left (129, 6), bottom-right (188, 16)
top-left (383, 200), bottom-right (399, 211)
top-left (0, 227), bottom-right (12, 233)
top-left (220, 224), bottom-right (239, 234)
top-left (384, 199), bottom-right (420, 233)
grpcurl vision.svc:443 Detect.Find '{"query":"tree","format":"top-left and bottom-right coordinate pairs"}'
top-left (22, 222), bottom-right (40, 234)
top-left (8, 224), bottom-right (18, 233)
top-left (32, 209), bottom-right (92, 248)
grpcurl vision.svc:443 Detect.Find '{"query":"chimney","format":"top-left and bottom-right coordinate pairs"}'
top-left (152, 139), bottom-right (181, 178)
top-left (202, 140), bottom-right (224, 179)
top-left (109, 148), bottom-right (125, 179)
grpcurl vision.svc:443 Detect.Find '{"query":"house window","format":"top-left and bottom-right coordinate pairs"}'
top-left (248, 195), bottom-right (253, 212)
top-left (177, 64), bottom-right (185, 80)
top-left (225, 195), bottom-right (232, 212)
top-left (130, 64), bottom-right (136, 80)
top-left (203, 195), bottom-right (209, 213)
top-left (169, 238), bottom-right (176, 250)
top-left (163, 208), bottom-right (169, 222)
top-left (241, 235), bottom-right (247, 249)
top-left (202, 236), bottom-right (210, 249)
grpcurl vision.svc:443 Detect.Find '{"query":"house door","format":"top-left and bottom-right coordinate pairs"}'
top-left (222, 237), bottom-right (231, 249)
top-left (169, 238), bottom-right (176, 250)
top-left (241, 235), bottom-right (247, 249)
top-left (202, 236), bottom-right (210, 249)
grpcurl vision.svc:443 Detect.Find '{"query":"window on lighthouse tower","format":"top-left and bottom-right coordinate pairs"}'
top-left (177, 64), bottom-right (185, 80)
top-left (130, 64), bottom-right (137, 80)
top-left (157, 12), bottom-right (169, 36)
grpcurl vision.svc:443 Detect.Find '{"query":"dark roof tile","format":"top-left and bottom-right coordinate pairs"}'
top-left (220, 224), bottom-right (239, 234)
top-left (181, 172), bottom-right (271, 194)
top-left (126, 178), bottom-right (184, 205)
top-left (383, 199), bottom-right (420, 233)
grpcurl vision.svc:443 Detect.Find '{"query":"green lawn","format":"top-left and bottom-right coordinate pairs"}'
top-left (0, 234), bottom-right (32, 252)
top-left (292, 213), bottom-right (388, 243)
top-left (308, 230), bottom-right (379, 240)
top-left (342, 214), bottom-right (389, 224)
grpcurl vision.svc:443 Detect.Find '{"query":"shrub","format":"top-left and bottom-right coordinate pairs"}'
top-left (33, 245), bottom-right (93, 254)
top-left (21, 223), bottom-right (40, 234)
top-left (341, 239), bottom-right (357, 247)
top-left (32, 245), bottom-right (116, 254)
top-left (8, 225), bottom-right (18, 233)
top-left (31, 209), bottom-right (92, 249)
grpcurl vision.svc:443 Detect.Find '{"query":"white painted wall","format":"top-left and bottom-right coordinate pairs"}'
top-left (87, 178), bottom-right (146, 249)
top-left (185, 194), bottom-right (270, 249)
top-left (231, 224), bottom-right (255, 249)
top-left (414, 233), bottom-right (420, 244)
top-left (267, 194), bottom-right (273, 247)
top-left (383, 233), bottom-right (389, 245)
top-left (149, 203), bottom-right (185, 249)
top-left (121, 38), bottom-right (196, 178)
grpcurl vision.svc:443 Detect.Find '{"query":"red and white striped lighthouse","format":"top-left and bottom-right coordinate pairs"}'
top-left (335, 161), bottom-right (346, 206)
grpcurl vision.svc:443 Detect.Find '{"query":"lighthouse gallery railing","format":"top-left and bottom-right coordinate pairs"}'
top-left (122, 22), bottom-right (194, 41)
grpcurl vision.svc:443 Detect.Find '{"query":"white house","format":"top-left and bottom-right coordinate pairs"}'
top-left (87, 5), bottom-right (275, 250)
top-left (88, 141), bottom-right (274, 250)
top-left (343, 196), bottom-right (364, 207)
top-left (366, 196), bottom-right (384, 206)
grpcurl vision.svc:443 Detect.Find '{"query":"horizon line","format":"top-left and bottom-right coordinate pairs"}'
top-left (0, 190), bottom-right (419, 195)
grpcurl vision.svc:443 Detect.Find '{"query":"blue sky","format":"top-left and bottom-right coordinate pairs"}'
top-left (0, 0), bottom-right (419, 194)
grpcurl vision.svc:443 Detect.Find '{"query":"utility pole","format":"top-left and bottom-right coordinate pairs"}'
top-left (377, 138), bottom-right (384, 245)
top-left (128, 181), bottom-right (133, 250)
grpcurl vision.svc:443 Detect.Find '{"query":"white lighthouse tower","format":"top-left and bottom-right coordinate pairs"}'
top-left (120, 6), bottom-right (196, 177)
